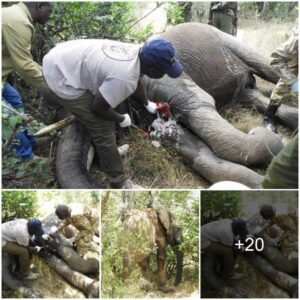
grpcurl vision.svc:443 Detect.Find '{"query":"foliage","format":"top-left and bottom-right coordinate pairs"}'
top-left (238, 2), bottom-right (298, 22)
top-left (2, 191), bottom-right (38, 222)
top-left (32, 2), bottom-right (147, 64)
top-left (201, 191), bottom-right (242, 225)
top-left (101, 191), bottom-right (199, 297)
top-left (2, 150), bottom-right (55, 189)
top-left (165, 2), bottom-right (186, 25)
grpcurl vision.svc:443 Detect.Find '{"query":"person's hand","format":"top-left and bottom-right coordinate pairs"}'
top-left (42, 234), bottom-right (52, 241)
top-left (49, 226), bottom-right (58, 234)
top-left (119, 114), bottom-right (131, 128)
top-left (145, 101), bottom-right (157, 114)
top-left (28, 246), bottom-right (42, 254)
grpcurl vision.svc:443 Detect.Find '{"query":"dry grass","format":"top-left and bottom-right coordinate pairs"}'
top-left (31, 256), bottom-right (85, 298)
top-left (122, 130), bottom-right (209, 189)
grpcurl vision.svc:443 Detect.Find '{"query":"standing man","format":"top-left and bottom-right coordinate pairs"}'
top-left (43, 38), bottom-right (183, 188)
top-left (54, 204), bottom-right (99, 257)
top-left (2, 2), bottom-right (53, 160)
top-left (264, 26), bottom-right (298, 133)
top-left (208, 2), bottom-right (238, 36)
top-left (2, 218), bottom-right (46, 279)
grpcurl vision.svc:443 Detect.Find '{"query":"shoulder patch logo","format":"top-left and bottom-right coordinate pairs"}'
top-left (102, 42), bottom-right (138, 61)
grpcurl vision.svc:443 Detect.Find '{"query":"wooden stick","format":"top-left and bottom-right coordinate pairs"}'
top-left (2, 102), bottom-right (33, 123)
top-left (33, 116), bottom-right (76, 137)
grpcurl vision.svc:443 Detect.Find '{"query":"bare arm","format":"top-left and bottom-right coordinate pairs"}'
top-left (130, 79), bottom-right (149, 106)
top-left (91, 90), bottom-right (125, 123)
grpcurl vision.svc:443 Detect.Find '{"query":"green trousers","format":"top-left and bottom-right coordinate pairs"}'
top-left (262, 131), bottom-right (298, 189)
top-left (46, 88), bottom-right (127, 184)
top-left (2, 242), bottom-right (30, 277)
top-left (212, 11), bottom-right (233, 35)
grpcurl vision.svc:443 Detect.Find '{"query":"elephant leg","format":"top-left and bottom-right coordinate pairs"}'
top-left (138, 258), bottom-right (151, 280)
top-left (239, 88), bottom-right (298, 130)
top-left (121, 256), bottom-right (133, 281)
top-left (157, 246), bottom-right (174, 293)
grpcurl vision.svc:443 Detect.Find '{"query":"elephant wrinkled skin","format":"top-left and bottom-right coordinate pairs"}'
top-left (55, 23), bottom-right (297, 188)
top-left (121, 208), bottom-right (183, 293)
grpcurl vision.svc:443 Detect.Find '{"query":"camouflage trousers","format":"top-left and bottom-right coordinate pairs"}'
top-left (76, 218), bottom-right (99, 257)
top-left (270, 65), bottom-right (297, 106)
top-left (270, 78), bottom-right (297, 106)
top-left (212, 11), bottom-right (234, 35)
top-left (77, 234), bottom-right (98, 257)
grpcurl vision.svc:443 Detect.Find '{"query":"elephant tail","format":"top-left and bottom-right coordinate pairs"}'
top-left (226, 35), bottom-right (280, 84)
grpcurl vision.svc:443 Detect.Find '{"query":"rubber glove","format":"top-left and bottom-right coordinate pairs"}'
top-left (119, 114), bottom-right (131, 128)
top-left (145, 101), bottom-right (157, 114)
top-left (42, 234), bottom-right (51, 241)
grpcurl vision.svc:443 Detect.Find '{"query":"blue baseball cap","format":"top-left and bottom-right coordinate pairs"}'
top-left (27, 218), bottom-right (44, 236)
top-left (232, 218), bottom-right (248, 237)
top-left (141, 38), bottom-right (183, 78)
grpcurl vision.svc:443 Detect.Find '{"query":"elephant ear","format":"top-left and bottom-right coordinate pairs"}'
top-left (157, 207), bottom-right (172, 233)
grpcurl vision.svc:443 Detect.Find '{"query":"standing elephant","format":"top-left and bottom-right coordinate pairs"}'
top-left (121, 207), bottom-right (183, 293)
top-left (55, 23), bottom-right (297, 188)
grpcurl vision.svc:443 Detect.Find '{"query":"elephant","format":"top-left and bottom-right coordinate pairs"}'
top-left (121, 207), bottom-right (183, 293)
top-left (2, 213), bottom-right (99, 298)
top-left (202, 211), bottom-right (298, 298)
top-left (55, 23), bottom-right (298, 188)
top-left (2, 253), bottom-right (41, 298)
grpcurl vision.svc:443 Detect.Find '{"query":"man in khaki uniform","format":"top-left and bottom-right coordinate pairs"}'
top-left (208, 2), bottom-right (238, 36)
top-left (2, 2), bottom-right (53, 160)
top-left (2, 2), bottom-right (52, 91)
top-left (259, 205), bottom-right (298, 271)
top-left (261, 131), bottom-right (298, 189)
top-left (55, 203), bottom-right (99, 257)
top-left (264, 26), bottom-right (298, 132)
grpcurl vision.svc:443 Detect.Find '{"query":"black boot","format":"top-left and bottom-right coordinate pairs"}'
top-left (263, 104), bottom-right (279, 133)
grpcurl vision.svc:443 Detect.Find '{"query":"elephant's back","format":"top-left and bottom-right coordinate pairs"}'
top-left (122, 209), bottom-right (156, 260)
top-left (161, 23), bottom-right (252, 99)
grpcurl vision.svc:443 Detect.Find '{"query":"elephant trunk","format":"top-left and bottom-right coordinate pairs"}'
top-left (173, 246), bottom-right (183, 285)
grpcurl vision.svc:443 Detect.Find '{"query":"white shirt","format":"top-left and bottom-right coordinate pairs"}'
top-left (2, 219), bottom-right (30, 247)
top-left (43, 39), bottom-right (141, 108)
top-left (201, 219), bottom-right (234, 249)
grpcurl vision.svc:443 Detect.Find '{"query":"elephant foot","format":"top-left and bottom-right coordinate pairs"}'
top-left (139, 278), bottom-right (153, 292)
top-left (158, 285), bottom-right (175, 293)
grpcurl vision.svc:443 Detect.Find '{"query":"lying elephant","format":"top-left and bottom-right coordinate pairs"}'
top-left (56, 23), bottom-right (297, 188)
top-left (2, 253), bottom-right (41, 298)
top-left (121, 207), bottom-right (183, 293)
